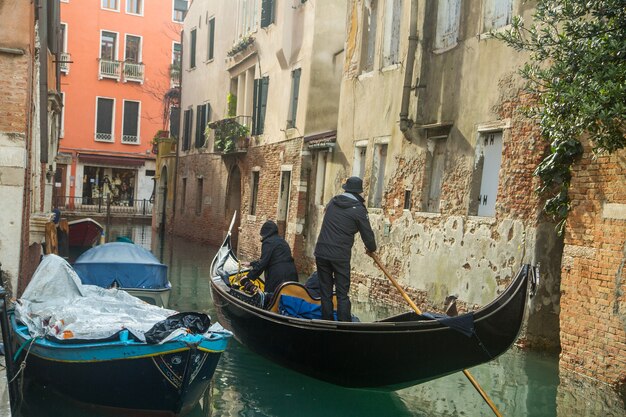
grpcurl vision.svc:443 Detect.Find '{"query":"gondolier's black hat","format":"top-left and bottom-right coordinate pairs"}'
top-left (342, 176), bottom-right (363, 193)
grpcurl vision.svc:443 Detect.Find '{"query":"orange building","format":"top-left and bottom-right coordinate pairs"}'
top-left (58, 0), bottom-right (186, 208)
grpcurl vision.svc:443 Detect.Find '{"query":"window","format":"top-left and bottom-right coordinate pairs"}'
top-left (261, 0), bottom-right (275, 28)
top-left (126, 0), bottom-right (142, 15)
top-left (169, 106), bottom-right (180, 138)
top-left (181, 178), bottom-right (187, 212)
top-left (287, 69), bottom-right (301, 129)
top-left (473, 132), bottom-right (503, 216)
top-left (352, 143), bottom-right (367, 179)
top-left (250, 171), bottom-right (260, 215)
top-left (277, 170), bottom-right (291, 235)
top-left (403, 190), bottom-right (412, 210)
top-left (483, 0), bottom-right (512, 32)
top-left (190, 29), bottom-right (197, 69)
top-left (95, 97), bottom-right (115, 142)
top-left (124, 35), bottom-right (141, 63)
top-left (172, 42), bottom-right (182, 85)
top-left (435, 0), bottom-right (461, 50)
top-left (195, 103), bottom-right (210, 148)
top-left (196, 178), bottom-right (203, 215)
top-left (314, 151), bottom-right (328, 205)
top-left (60, 22), bottom-right (67, 53)
top-left (182, 108), bottom-right (193, 151)
top-left (122, 100), bottom-right (140, 144)
top-left (252, 76), bottom-right (269, 135)
top-left (101, 0), bottom-right (118, 11)
top-left (369, 143), bottom-right (388, 208)
top-left (60, 92), bottom-right (65, 138)
top-left (361, 0), bottom-right (379, 72)
top-left (207, 17), bottom-right (215, 61)
top-left (423, 137), bottom-right (447, 212)
top-left (100, 31), bottom-right (117, 60)
top-left (173, 0), bottom-right (188, 22)
top-left (382, 0), bottom-right (402, 67)
top-left (237, 0), bottom-right (259, 38)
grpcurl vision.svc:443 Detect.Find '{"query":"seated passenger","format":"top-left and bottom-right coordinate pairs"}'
top-left (240, 220), bottom-right (298, 297)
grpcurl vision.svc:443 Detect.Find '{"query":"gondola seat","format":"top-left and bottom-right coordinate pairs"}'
top-left (267, 282), bottom-right (337, 313)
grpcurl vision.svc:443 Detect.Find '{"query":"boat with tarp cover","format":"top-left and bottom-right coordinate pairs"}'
top-left (210, 217), bottom-right (538, 389)
top-left (10, 255), bottom-right (231, 415)
top-left (73, 241), bottom-right (172, 307)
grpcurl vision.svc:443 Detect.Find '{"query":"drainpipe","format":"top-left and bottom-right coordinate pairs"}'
top-left (38, 0), bottom-right (49, 164)
top-left (399, 0), bottom-right (418, 141)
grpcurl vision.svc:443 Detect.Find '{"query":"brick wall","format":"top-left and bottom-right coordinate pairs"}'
top-left (560, 141), bottom-right (626, 388)
top-left (0, 54), bottom-right (30, 133)
top-left (237, 138), bottom-right (305, 271)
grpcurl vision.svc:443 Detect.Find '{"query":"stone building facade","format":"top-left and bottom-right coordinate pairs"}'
top-left (169, 0), bottom-right (347, 271)
top-left (0, 0), bottom-right (62, 296)
top-left (302, 0), bottom-right (563, 350)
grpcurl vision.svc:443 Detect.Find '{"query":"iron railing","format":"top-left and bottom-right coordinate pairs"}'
top-left (54, 196), bottom-right (153, 216)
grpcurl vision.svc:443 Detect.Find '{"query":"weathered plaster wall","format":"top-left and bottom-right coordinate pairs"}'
top-left (309, 0), bottom-right (562, 352)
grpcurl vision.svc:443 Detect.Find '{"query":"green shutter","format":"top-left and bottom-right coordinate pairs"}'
top-left (261, 0), bottom-right (275, 28)
top-left (258, 77), bottom-right (269, 135)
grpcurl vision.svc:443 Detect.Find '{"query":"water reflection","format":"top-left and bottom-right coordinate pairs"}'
top-left (1, 226), bottom-right (624, 417)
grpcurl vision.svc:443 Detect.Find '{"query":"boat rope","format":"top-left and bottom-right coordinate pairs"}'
top-left (473, 332), bottom-right (493, 360)
top-left (9, 337), bottom-right (37, 384)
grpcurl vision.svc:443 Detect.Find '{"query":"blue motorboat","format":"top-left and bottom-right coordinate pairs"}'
top-left (73, 242), bottom-right (172, 307)
top-left (9, 255), bottom-right (231, 415)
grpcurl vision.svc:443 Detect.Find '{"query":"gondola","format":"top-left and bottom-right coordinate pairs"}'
top-left (68, 217), bottom-right (103, 248)
top-left (10, 255), bottom-right (231, 415)
top-left (209, 220), bottom-right (537, 390)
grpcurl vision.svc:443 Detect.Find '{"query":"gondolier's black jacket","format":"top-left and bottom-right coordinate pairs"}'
top-left (246, 222), bottom-right (298, 294)
top-left (314, 194), bottom-right (377, 261)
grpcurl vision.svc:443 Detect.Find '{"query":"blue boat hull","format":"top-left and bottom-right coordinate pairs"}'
top-left (11, 316), bottom-right (229, 415)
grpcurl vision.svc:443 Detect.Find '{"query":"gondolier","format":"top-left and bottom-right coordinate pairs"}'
top-left (241, 220), bottom-right (298, 295)
top-left (314, 176), bottom-right (377, 321)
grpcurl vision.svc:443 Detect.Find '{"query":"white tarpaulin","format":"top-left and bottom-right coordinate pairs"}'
top-left (15, 255), bottom-right (177, 342)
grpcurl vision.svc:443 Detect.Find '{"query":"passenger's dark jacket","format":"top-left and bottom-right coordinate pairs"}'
top-left (314, 193), bottom-right (377, 261)
top-left (246, 221), bottom-right (298, 294)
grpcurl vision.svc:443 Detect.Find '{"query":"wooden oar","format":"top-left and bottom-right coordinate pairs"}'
top-left (368, 252), bottom-right (503, 417)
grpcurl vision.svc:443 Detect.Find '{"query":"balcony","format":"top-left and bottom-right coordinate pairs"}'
top-left (123, 62), bottom-right (144, 83)
top-left (59, 52), bottom-right (71, 74)
top-left (122, 134), bottom-right (139, 144)
top-left (208, 115), bottom-right (251, 155)
top-left (99, 59), bottom-right (121, 81)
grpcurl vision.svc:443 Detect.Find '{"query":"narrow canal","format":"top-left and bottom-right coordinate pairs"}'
top-left (1, 224), bottom-right (623, 417)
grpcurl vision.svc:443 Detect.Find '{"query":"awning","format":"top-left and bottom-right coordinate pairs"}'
top-left (304, 130), bottom-right (336, 150)
top-left (78, 153), bottom-right (148, 167)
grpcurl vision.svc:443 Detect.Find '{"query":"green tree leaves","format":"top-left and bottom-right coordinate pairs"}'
top-left (494, 0), bottom-right (625, 232)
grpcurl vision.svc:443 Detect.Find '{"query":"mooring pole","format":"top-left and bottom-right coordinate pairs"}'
top-left (0, 267), bottom-right (19, 412)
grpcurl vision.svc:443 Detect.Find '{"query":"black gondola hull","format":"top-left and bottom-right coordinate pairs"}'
top-left (211, 238), bottom-right (531, 389)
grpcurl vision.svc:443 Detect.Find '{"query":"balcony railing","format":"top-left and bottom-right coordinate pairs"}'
top-left (170, 69), bottom-right (181, 88)
top-left (99, 58), bottom-right (121, 80)
top-left (122, 134), bottom-right (139, 144)
top-left (123, 62), bottom-right (144, 83)
top-left (95, 132), bottom-right (114, 142)
top-left (59, 52), bottom-right (71, 74)
top-left (54, 196), bottom-right (153, 216)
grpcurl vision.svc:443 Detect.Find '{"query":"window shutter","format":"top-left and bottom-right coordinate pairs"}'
top-left (252, 78), bottom-right (260, 135)
top-left (289, 69), bottom-right (301, 128)
top-left (97, 98), bottom-right (114, 134)
top-left (169, 106), bottom-right (180, 138)
top-left (208, 18), bottom-right (215, 60)
top-left (261, 0), bottom-right (274, 28)
top-left (258, 77), bottom-right (269, 135)
top-left (123, 101), bottom-right (139, 136)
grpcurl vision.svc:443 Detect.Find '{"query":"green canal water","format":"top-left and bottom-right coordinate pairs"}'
top-left (2, 225), bottom-right (624, 417)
